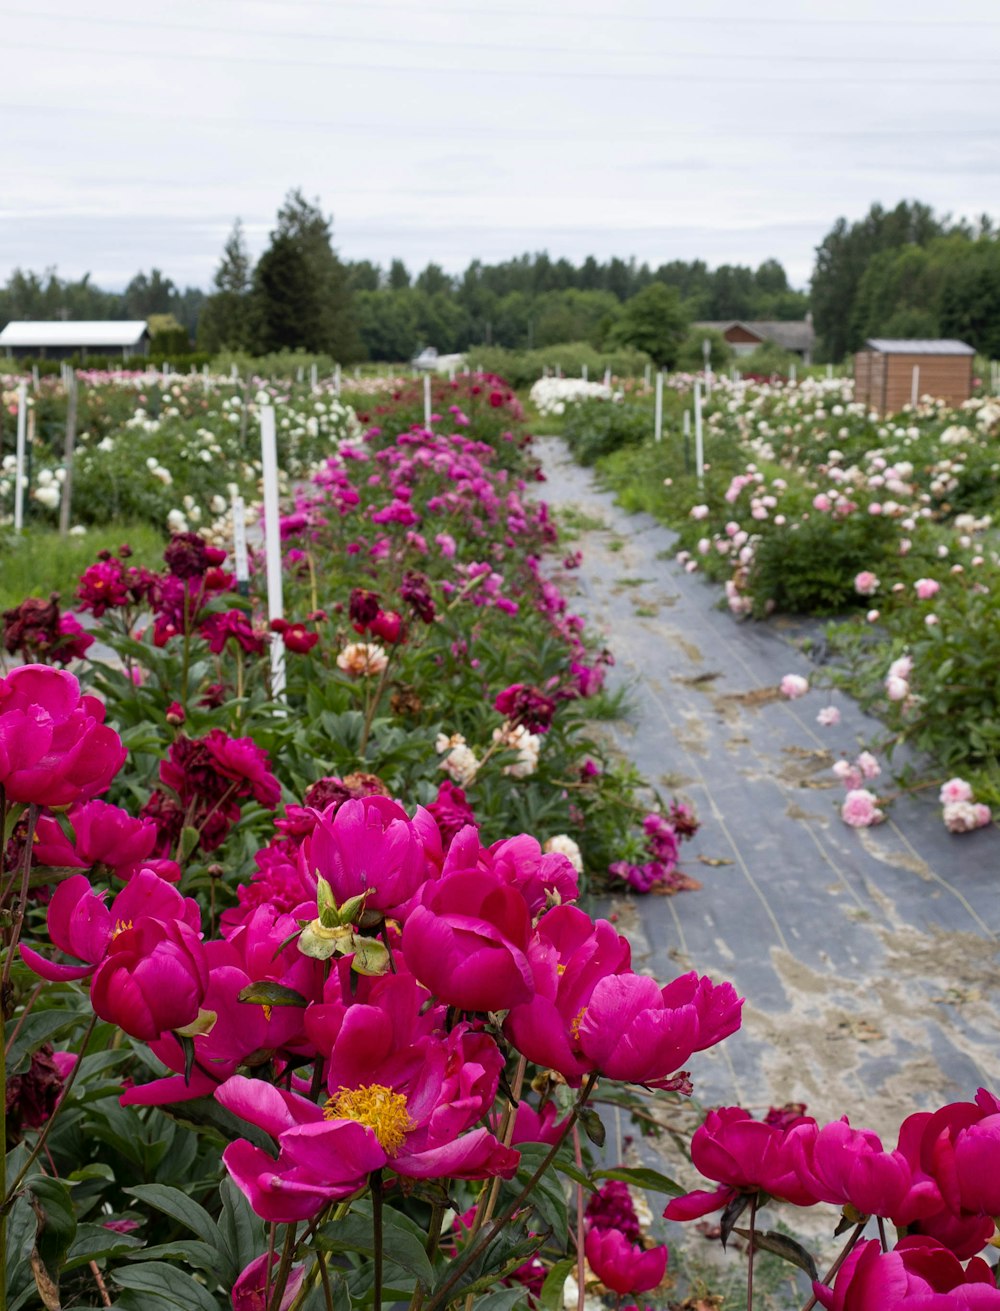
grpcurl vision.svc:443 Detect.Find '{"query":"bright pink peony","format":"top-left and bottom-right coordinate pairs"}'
top-left (90, 916), bottom-right (210, 1040)
top-left (854, 572), bottom-right (880, 597)
top-left (0, 665), bottom-right (125, 806)
top-left (231, 1252), bottom-right (305, 1311)
top-left (813, 1236), bottom-right (1000, 1310)
top-left (665, 1106), bottom-right (818, 1221)
top-left (21, 869), bottom-right (200, 982)
top-left (584, 1228), bottom-right (667, 1296)
top-left (939, 778), bottom-right (974, 805)
top-left (404, 869), bottom-right (534, 1012)
top-left (841, 789), bottom-right (884, 828)
top-left (32, 800), bottom-right (179, 882)
top-left (576, 971), bottom-right (742, 1087)
top-left (914, 578), bottom-right (941, 600)
top-left (300, 796), bottom-right (426, 915)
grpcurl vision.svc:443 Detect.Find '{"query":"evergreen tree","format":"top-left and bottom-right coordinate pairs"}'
top-left (198, 220), bottom-right (253, 351)
top-left (250, 190), bottom-right (360, 359)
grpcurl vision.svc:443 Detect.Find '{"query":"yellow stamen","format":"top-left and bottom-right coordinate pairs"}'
top-left (556, 963), bottom-right (567, 976)
top-left (570, 1006), bottom-right (587, 1040)
top-left (112, 918), bottom-right (133, 938)
top-left (324, 1083), bottom-right (412, 1154)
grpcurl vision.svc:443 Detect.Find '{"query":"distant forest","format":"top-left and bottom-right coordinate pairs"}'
top-left (3, 196), bottom-right (999, 362)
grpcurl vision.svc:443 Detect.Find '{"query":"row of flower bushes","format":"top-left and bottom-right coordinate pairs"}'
top-left (0, 375), bottom-right (997, 1309)
top-left (564, 375), bottom-right (1000, 802)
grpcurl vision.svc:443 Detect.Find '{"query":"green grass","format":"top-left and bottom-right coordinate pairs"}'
top-left (0, 521), bottom-right (167, 612)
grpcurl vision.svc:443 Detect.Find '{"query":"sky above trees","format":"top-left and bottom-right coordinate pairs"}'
top-left (3, 0), bottom-right (999, 291)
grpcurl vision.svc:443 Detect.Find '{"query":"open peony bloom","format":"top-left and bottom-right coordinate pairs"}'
top-left (841, 789), bottom-right (884, 828)
top-left (300, 795), bottom-right (427, 916)
top-left (665, 1106), bottom-right (819, 1221)
top-left (21, 869), bottom-right (201, 982)
top-left (786, 1117), bottom-right (942, 1224)
top-left (939, 778), bottom-right (974, 805)
top-left (813, 1236), bottom-right (1000, 1310)
top-left (585, 1227), bottom-right (667, 1296)
top-left (576, 970), bottom-right (742, 1087)
top-left (780, 673), bottom-right (810, 699)
top-left (32, 799), bottom-right (180, 883)
top-left (403, 868), bottom-right (535, 1012)
top-left (0, 665), bottom-right (125, 806)
top-left (89, 916), bottom-right (210, 1040)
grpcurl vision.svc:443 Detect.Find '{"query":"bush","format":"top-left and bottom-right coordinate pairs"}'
top-left (469, 342), bottom-right (651, 390)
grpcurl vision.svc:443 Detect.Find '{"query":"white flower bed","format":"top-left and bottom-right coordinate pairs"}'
top-left (529, 377), bottom-right (615, 416)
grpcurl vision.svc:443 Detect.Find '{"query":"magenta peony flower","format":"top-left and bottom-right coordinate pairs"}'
top-left (231, 1252), bottom-right (305, 1311)
top-left (0, 665), bottom-right (125, 806)
top-left (813, 1236), bottom-right (1000, 1310)
top-left (32, 799), bottom-right (176, 883)
top-left (90, 916), bottom-right (210, 1040)
top-left (665, 1106), bottom-right (819, 1222)
top-left (584, 1228), bottom-right (667, 1296)
top-left (404, 869), bottom-right (534, 1012)
top-left (300, 795), bottom-right (427, 915)
top-left (576, 970), bottom-right (742, 1087)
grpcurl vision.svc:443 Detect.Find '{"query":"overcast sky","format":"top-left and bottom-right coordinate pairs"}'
top-left (2, 0), bottom-right (999, 292)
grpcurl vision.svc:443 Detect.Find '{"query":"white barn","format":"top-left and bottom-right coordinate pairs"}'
top-left (0, 320), bottom-right (150, 361)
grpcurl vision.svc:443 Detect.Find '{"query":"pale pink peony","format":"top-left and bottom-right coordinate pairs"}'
top-left (888, 655), bottom-right (913, 682)
top-left (689, 504), bottom-right (710, 520)
top-left (816, 707), bottom-right (841, 727)
top-left (780, 674), bottom-right (809, 700)
top-left (943, 801), bottom-right (992, 833)
top-left (832, 760), bottom-right (863, 790)
top-left (885, 676), bottom-right (910, 702)
top-left (854, 571), bottom-right (880, 597)
top-left (866, 609), bottom-right (880, 623)
top-left (939, 778), bottom-right (974, 805)
top-left (914, 578), bottom-right (940, 600)
top-left (812, 493), bottom-right (832, 512)
top-left (336, 642), bottom-right (388, 677)
top-left (856, 751), bottom-right (881, 780)
top-left (841, 789), bottom-right (884, 828)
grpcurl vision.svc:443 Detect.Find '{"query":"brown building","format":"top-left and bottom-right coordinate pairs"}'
top-left (695, 317), bottom-right (815, 363)
top-left (853, 339), bottom-right (975, 414)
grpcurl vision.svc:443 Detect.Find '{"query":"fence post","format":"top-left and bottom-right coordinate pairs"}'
top-left (58, 372), bottom-right (79, 536)
top-left (694, 381), bottom-right (705, 491)
top-left (911, 365), bottom-right (920, 407)
top-left (654, 370), bottom-right (664, 443)
top-left (423, 373), bottom-right (432, 428)
top-left (14, 382), bottom-right (27, 534)
top-left (259, 406), bottom-right (286, 702)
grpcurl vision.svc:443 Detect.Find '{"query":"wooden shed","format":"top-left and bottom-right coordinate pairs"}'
top-left (854, 339), bottom-right (975, 414)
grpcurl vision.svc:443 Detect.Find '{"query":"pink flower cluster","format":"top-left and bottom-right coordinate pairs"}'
top-left (668, 1089), bottom-right (1000, 1287)
top-left (939, 778), bottom-right (992, 834)
top-left (608, 804), bottom-right (700, 894)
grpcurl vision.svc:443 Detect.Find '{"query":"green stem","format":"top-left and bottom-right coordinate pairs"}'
top-left (799, 1222), bottom-right (866, 1311)
top-left (1, 804), bottom-right (39, 993)
top-left (746, 1193), bottom-right (757, 1311)
top-left (267, 1223), bottom-right (298, 1311)
top-left (372, 1168), bottom-right (384, 1311)
top-left (423, 1071), bottom-right (599, 1311)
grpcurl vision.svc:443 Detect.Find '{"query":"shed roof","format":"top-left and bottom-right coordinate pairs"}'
top-left (0, 320), bottom-right (149, 348)
top-left (866, 338), bottom-right (975, 356)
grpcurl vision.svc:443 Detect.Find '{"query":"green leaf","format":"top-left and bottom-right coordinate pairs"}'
top-left (124, 1184), bottom-right (222, 1249)
top-left (134, 1239), bottom-right (222, 1270)
top-left (5, 1010), bottom-right (80, 1075)
top-left (28, 1175), bottom-right (77, 1272)
top-left (539, 1257), bottom-right (576, 1311)
top-left (733, 1227), bottom-right (818, 1280)
top-left (217, 1178), bottom-right (262, 1286)
top-left (593, 1165), bottom-right (685, 1196)
top-left (63, 1223), bottom-right (145, 1272)
top-left (551, 1159), bottom-right (595, 1192)
top-left (178, 825), bottom-right (201, 861)
top-left (318, 1213), bottom-right (433, 1285)
top-left (473, 1287), bottom-right (531, 1311)
top-left (579, 1107), bottom-right (606, 1148)
top-left (113, 1261), bottom-right (221, 1311)
top-left (237, 981), bottom-right (308, 1008)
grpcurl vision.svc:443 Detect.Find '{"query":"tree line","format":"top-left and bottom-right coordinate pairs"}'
top-left (4, 193), bottom-right (1000, 363)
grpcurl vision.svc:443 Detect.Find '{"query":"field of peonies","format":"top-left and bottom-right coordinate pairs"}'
top-left (0, 371), bottom-right (997, 1309)
top-left (568, 373), bottom-right (1000, 814)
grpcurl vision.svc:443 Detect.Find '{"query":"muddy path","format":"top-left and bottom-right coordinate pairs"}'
top-left (537, 436), bottom-right (1000, 1138)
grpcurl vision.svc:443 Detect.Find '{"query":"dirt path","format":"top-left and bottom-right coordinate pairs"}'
top-left (537, 436), bottom-right (1000, 1137)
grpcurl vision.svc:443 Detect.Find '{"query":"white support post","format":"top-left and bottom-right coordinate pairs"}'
top-left (232, 495), bottom-right (250, 597)
top-left (231, 363), bottom-right (238, 380)
top-left (582, 364), bottom-right (588, 381)
top-left (31, 365), bottom-right (39, 391)
top-left (14, 382), bottom-right (27, 534)
top-left (911, 365), bottom-right (920, 407)
top-left (259, 406), bottom-right (286, 702)
top-left (334, 363), bottom-right (342, 396)
top-left (643, 362), bottom-right (651, 389)
top-left (703, 338), bottom-right (712, 398)
top-left (694, 381), bottom-right (705, 491)
top-left (826, 363), bottom-right (834, 380)
top-left (790, 363), bottom-right (797, 386)
top-left (654, 369), bottom-right (664, 443)
top-left (310, 362), bottom-right (318, 390)
top-left (603, 367), bottom-right (611, 388)
top-left (423, 373), bottom-right (432, 428)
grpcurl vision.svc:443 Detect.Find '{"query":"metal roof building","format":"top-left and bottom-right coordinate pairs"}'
top-left (854, 339), bottom-right (975, 414)
top-left (0, 320), bottom-right (150, 360)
